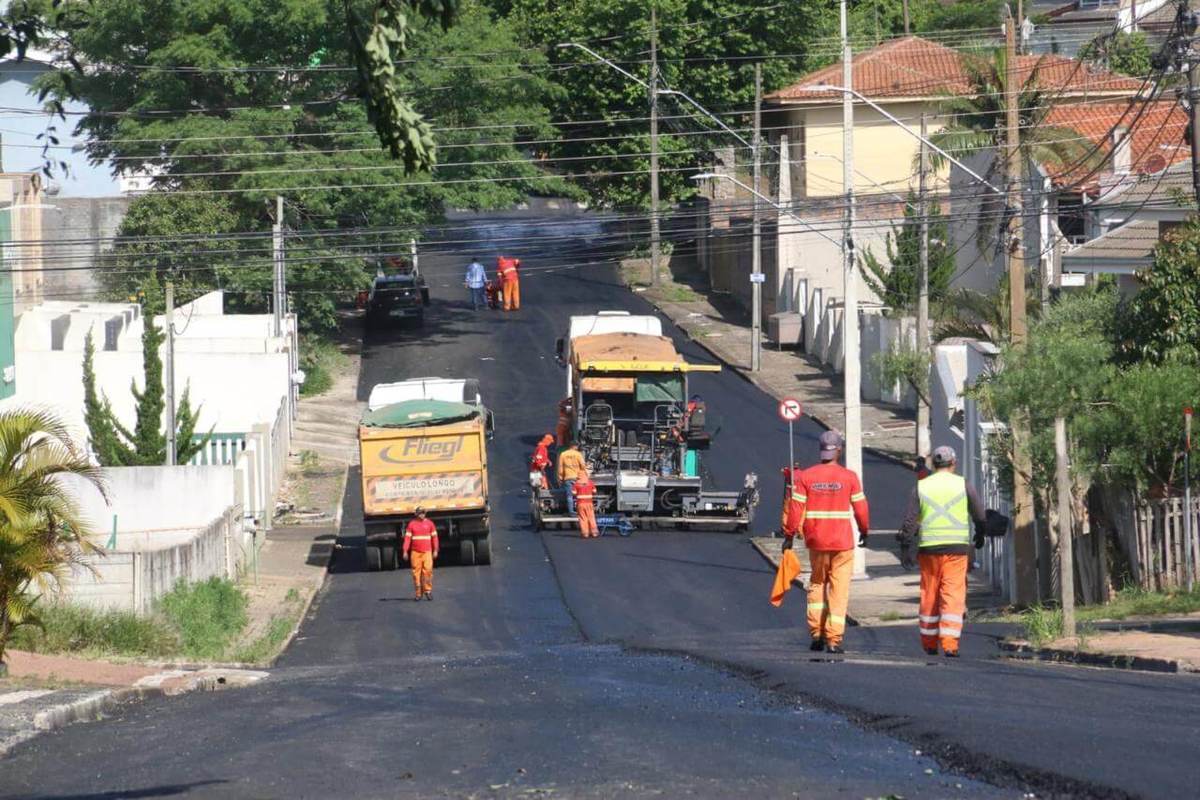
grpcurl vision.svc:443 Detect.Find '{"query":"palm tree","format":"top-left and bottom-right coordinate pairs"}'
top-left (934, 273), bottom-right (1042, 345)
top-left (0, 410), bottom-right (106, 669)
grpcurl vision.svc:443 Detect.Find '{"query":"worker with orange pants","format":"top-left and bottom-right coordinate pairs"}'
top-left (402, 506), bottom-right (439, 601)
top-left (898, 446), bottom-right (986, 657)
top-left (497, 255), bottom-right (521, 310)
top-left (529, 433), bottom-right (554, 489)
top-left (572, 472), bottom-right (599, 538)
top-left (783, 431), bottom-right (870, 654)
top-left (556, 398), bottom-right (574, 446)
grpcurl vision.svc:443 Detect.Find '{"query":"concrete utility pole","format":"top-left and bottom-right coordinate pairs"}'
top-left (751, 62), bottom-right (763, 373)
top-left (1054, 417), bottom-right (1076, 638)
top-left (917, 114), bottom-right (931, 461)
top-left (1006, 9), bottom-right (1040, 605)
top-left (840, 0), bottom-right (865, 577)
top-left (165, 281), bottom-right (177, 467)
top-left (649, 4), bottom-right (661, 287)
top-left (273, 195), bottom-right (284, 337)
top-left (1188, 57), bottom-right (1200, 210)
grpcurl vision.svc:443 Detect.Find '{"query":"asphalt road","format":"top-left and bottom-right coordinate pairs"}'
top-left (3, 211), bottom-right (1198, 799)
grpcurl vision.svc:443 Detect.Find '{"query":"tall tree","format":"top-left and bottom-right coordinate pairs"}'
top-left (0, 409), bottom-right (105, 668)
top-left (82, 307), bottom-right (210, 467)
top-left (1121, 217), bottom-right (1200, 363)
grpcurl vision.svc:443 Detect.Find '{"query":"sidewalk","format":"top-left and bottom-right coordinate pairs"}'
top-left (1001, 615), bottom-right (1200, 674)
top-left (624, 262), bottom-right (917, 464)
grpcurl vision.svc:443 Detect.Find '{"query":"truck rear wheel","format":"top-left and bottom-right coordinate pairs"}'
top-left (365, 545), bottom-right (381, 572)
top-left (380, 543), bottom-right (397, 571)
top-left (460, 537), bottom-right (476, 566)
top-left (475, 536), bottom-right (491, 565)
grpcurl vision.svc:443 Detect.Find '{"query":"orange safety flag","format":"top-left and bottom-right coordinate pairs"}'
top-left (769, 548), bottom-right (804, 607)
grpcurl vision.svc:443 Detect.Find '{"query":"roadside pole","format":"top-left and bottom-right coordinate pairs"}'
top-left (273, 195), bottom-right (284, 337)
top-left (840, 0), bottom-right (865, 577)
top-left (165, 281), bottom-right (177, 467)
top-left (649, 3), bottom-right (661, 287)
top-left (1054, 417), bottom-right (1075, 638)
top-left (1005, 9), bottom-right (1039, 605)
top-left (917, 113), bottom-right (930, 461)
top-left (751, 62), bottom-right (763, 373)
top-left (1185, 407), bottom-right (1194, 591)
top-left (410, 238), bottom-right (419, 276)
top-left (779, 399), bottom-right (803, 524)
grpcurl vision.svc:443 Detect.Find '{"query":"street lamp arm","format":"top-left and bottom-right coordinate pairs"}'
top-left (656, 88), bottom-right (756, 151)
top-left (799, 84), bottom-right (1004, 196)
top-left (556, 42), bottom-right (648, 88)
top-left (691, 173), bottom-right (844, 248)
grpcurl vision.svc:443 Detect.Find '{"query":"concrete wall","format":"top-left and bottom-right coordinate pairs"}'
top-left (55, 465), bottom-right (249, 613)
top-left (40, 197), bottom-right (132, 299)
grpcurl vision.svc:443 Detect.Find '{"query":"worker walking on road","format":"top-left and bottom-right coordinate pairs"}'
top-left (898, 446), bottom-right (986, 657)
top-left (530, 433), bottom-right (554, 489)
top-left (498, 255), bottom-right (521, 311)
top-left (556, 398), bottom-right (574, 446)
top-left (557, 440), bottom-right (587, 515)
top-left (464, 258), bottom-right (487, 311)
top-left (572, 471), bottom-right (599, 538)
top-left (402, 507), bottom-right (439, 602)
top-left (783, 431), bottom-right (870, 654)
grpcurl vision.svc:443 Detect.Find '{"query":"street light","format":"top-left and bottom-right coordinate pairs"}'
top-left (690, 172), bottom-right (841, 246)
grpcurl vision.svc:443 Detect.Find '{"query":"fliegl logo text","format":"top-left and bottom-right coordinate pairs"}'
top-left (379, 436), bottom-right (465, 464)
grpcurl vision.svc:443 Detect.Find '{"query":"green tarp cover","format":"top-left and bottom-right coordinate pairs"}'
top-left (635, 374), bottom-right (684, 403)
top-left (361, 399), bottom-right (479, 428)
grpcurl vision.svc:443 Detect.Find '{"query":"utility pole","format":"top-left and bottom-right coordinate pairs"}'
top-left (1188, 60), bottom-right (1200, 210)
top-left (903, 0), bottom-right (910, 35)
top-left (1006, 8), bottom-right (1039, 605)
top-left (1054, 417), bottom-right (1076, 638)
top-left (841, 0), bottom-right (865, 576)
top-left (649, 4), bottom-right (661, 287)
top-left (1185, 407), bottom-right (1194, 591)
top-left (273, 195), bottom-right (284, 337)
top-left (750, 62), bottom-right (763, 373)
top-left (165, 281), bottom-right (177, 467)
top-left (917, 114), bottom-right (931, 460)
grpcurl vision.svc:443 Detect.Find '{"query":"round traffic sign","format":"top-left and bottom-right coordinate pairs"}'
top-left (778, 397), bottom-right (803, 422)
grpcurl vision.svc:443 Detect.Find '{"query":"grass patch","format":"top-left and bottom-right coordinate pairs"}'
top-left (1020, 605), bottom-right (1064, 647)
top-left (878, 610), bottom-right (903, 622)
top-left (1077, 586), bottom-right (1200, 622)
top-left (299, 335), bottom-right (349, 397)
top-left (159, 577), bottom-right (249, 660)
top-left (10, 605), bottom-right (178, 659)
top-left (657, 284), bottom-right (702, 303)
top-left (229, 587), bottom-right (306, 665)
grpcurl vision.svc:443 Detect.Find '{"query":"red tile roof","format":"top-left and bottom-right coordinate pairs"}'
top-left (1042, 99), bottom-right (1190, 188)
top-left (766, 36), bottom-right (1145, 103)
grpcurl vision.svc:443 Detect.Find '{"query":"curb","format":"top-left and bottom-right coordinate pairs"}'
top-left (631, 288), bottom-right (916, 473)
top-left (998, 639), bottom-right (1195, 674)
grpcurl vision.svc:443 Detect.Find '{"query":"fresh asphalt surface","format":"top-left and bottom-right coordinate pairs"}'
top-left (4, 212), bottom-right (1199, 799)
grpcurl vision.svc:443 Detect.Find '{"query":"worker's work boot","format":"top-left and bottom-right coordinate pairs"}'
top-left (825, 644), bottom-right (845, 655)
top-left (809, 638), bottom-right (826, 652)
top-left (413, 595), bottom-right (422, 602)
top-left (943, 649), bottom-right (959, 658)
top-left (924, 647), bottom-right (939, 656)
top-left (424, 592), bottom-right (434, 601)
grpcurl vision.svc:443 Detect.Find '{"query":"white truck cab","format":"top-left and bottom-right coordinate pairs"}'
top-left (367, 377), bottom-right (483, 411)
top-left (556, 311), bottom-right (663, 396)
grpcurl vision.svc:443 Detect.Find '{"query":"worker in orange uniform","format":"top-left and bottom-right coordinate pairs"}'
top-left (556, 398), bottom-right (574, 446)
top-left (497, 255), bottom-right (521, 310)
top-left (572, 471), bottom-right (599, 538)
top-left (557, 440), bottom-right (587, 515)
top-left (530, 433), bottom-right (554, 489)
top-left (898, 446), bottom-right (986, 657)
top-left (783, 431), bottom-right (870, 654)
top-left (402, 507), bottom-right (439, 601)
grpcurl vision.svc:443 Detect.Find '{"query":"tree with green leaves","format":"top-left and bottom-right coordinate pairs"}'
top-left (44, 0), bottom-right (560, 334)
top-left (860, 192), bottom-right (955, 313)
top-left (82, 308), bottom-right (210, 467)
top-left (0, 409), bottom-right (105, 668)
top-left (1120, 217), bottom-right (1200, 363)
top-left (1099, 31), bottom-right (1151, 79)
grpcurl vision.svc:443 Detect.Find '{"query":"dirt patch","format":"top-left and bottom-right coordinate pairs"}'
top-left (276, 460), bottom-right (347, 527)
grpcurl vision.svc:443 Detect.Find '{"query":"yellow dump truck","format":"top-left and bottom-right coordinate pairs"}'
top-left (359, 398), bottom-right (493, 569)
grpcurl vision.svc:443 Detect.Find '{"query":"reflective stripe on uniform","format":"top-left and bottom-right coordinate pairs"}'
top-left (850, 492), bottom-right (866, 502)
top-left (919, 614), bottom-right (940, 623)
top-left (791, 492), bottom-right (807, 502)
top-left (807, 602), bottom-right (825, 610)
top-left (805, 510), bottom-right (853, 519)
top-left (940, 613), bottom-right (963, 623)
top-left (919, 626), bottom-right (939, 636)
top-left (407, 535), bottom-right (434, 541)
top-left (828, 614), bottom-right (846, 625)
top-left (938, 627), bottom-right (962, 638)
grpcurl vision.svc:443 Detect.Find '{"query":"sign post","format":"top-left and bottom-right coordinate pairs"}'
top-left (778, 398), bottom-right (803, 491)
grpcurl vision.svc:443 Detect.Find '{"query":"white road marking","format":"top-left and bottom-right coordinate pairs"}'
top-left (0, 689), bottom-right (54, 706)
